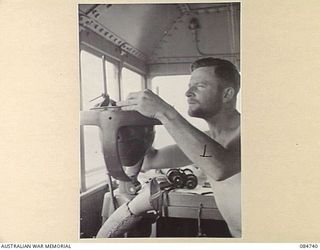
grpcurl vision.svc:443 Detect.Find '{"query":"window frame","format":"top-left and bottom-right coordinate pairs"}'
top-left (79, 46), bottom-right (146, 192)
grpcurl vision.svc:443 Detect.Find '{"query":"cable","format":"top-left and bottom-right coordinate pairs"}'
top-left (107, 173), bottom-right (117, 211)
top-left (189, 17), bottom-right (212, 56)
top-left (194, 29), bottom-right (212, 56)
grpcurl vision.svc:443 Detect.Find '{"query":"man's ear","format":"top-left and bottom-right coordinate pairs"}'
top-left (223, 87), bottom-right (235, 103)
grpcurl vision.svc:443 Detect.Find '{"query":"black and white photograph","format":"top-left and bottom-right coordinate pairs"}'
top-left (3, 0), bottom-right (320, 247)
top-left (79, 3), bottom-right (241, 238)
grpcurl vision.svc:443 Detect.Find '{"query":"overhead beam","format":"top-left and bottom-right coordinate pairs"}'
top-left (80, 29), bottom-right (147, 75)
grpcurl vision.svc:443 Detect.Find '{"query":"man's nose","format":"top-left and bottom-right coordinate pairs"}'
top-left (185, 86), bottom-right (195, 97)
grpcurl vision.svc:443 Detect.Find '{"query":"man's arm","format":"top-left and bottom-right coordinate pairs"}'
top-left (142, 131), bottom-right (212, 171)
top-left (118, 89), bottom-right (240, 181)
top-left (157, 108), bottom-right (240, 181)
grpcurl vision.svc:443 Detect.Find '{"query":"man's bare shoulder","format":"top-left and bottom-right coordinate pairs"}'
top-left (226, 128), bottom-right (240, 151)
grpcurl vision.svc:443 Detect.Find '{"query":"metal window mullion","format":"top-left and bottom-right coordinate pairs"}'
top-left (80, 126), bottom-right (86, 192)
top-left (114, 63), bottom-right (120, 101)
top-left (142, 75), bottom-right (147, 90)
top-left (118, 61), bottom-right (123, 100)
top-left (79, 50), bottom-right (87, 192)
top-left (146, 75), bottom-right (154, 90)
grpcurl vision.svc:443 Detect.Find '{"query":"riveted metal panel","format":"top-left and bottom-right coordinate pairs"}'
top-left (80, 29), bottom-right (147, 75)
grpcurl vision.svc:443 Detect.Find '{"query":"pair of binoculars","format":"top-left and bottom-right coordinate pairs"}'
top-left (166, 168), bottom-right (198, 189)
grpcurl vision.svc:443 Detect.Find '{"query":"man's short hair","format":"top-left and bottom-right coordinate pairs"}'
top-left (191, 57), bottom-right (240, 94)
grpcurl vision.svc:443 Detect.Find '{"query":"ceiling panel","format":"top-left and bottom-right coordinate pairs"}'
top-left (150, 7), bottom-right (240, 63)
top-left (79, 4), bottom-right (97, 14)
top-left (79, 3), bottom-right (240, 66)
top-left (88, 4), bottom-right (181, 57)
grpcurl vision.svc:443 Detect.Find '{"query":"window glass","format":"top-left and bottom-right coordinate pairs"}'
top-left (121, 67), bottom-right (143, 100)
top-left (80, 50), bottom-right (119, 190)
top-left (80, 50), bottom-right (105, 110)
top-left (82, 127), bottom-right (106, 190)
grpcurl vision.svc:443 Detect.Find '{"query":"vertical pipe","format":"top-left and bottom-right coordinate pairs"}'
top-left (102, 55), bottom-right (107, 95)
top-left (112, 63), bottom-right (120, 101)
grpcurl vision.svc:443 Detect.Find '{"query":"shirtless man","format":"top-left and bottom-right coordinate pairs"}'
top-left (118, 57), bottom-right (241, 237)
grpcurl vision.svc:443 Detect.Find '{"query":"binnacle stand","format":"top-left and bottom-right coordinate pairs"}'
top-left (80, 105), bottom-right (161, 229)
top-left (80, 106), bottom-right (161, 181)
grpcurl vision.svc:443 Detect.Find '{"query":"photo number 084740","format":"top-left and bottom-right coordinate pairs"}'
top-left (79, 3), bottom-right (241, 238)
top-left (300, 244), bottom-right (319, 249)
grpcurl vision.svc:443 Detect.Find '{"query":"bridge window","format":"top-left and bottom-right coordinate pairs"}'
top-left (80, 50), bottom-right (105, 110)
top-left (80, 50), bottom-right (119, 191)
top-left (80, 50), bottom-right (146, 192)
top-left (121, 67), bottom-right (144, 100)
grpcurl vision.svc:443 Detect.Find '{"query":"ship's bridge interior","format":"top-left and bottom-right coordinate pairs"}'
top-left (79, 3), bottom-right (240, 238)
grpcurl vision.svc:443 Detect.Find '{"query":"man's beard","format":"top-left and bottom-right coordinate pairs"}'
top-left (188, 103), bottom-right (222, 119)
top-left (188, 107), bottom-right (206, 118)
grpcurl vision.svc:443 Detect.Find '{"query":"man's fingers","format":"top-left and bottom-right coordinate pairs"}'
top-left (116, 99), bottom-right (137, 107)
top-left (126, 91), bottom-right (140, 100)
top-left (116, 91), bottom-right (141, 106)
top-left (121, 105), bottom-right (137, 111)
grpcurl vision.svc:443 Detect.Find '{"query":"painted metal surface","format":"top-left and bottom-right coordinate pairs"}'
top-left (79, 3), bottom-right (240, 69)
top-left (80, 109), bottom-right (161, 181)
